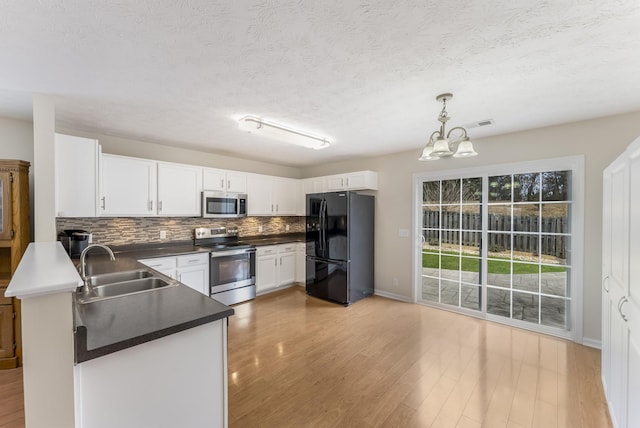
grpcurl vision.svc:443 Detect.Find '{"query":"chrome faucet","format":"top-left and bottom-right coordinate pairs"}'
top-left (79, 244), bottom-right (116, 292)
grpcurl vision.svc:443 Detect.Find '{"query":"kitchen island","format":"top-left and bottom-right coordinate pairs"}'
top-left (7, 241), bottom-right (234, 428)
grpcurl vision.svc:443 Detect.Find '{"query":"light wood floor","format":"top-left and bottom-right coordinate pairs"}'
top-left (0, 367), bottom-right (24, 427)
top-left (228, 287), bottom-right (612, 428)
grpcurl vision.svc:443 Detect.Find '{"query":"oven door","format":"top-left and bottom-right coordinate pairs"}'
top-left (210, 249), bottom-right (256, 293)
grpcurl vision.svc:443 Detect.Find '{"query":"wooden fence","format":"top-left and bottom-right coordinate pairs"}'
top-left (422, 212), bottom-right (568, 258)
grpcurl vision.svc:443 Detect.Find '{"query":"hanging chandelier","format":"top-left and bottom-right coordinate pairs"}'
top-left (419, 93), bottom-right (478, 161)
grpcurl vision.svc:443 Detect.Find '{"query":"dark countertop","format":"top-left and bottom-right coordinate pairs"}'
top-left (73, 232), bottom-right (304, 363)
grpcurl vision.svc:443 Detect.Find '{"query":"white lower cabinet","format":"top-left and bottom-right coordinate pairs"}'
top-left (256, 244), bottom-right (297, 295)
top-left (295, 243), bottom-right (306, 285)
top-left (139, 253), bottom-right (210, 296)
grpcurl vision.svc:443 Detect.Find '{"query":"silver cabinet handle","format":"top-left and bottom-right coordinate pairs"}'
top-left (101, 197), bottom-right (106, 210)
top-left (274, 258), bottom-right (277, 267)
top-left (271, 204), bottom-right (274, 212)
top-left (159, 200), bottom-right (163, 212)
top-left (603, 275), bottom-right (610, 292)
top-left (346, 178), bottom-right (349, 187)
top-left (220, 179), bottom-right (224, 189)
top-left (149, 200), bottom-right (153, 211)
top-left (341, 178), bottom-right (344, 187)
top-left (618, 296), bottom-right (629, 322)
top-left (227, 180), bottom-right (230, 189)
top-left (276, 204), bottom-right (279, 212)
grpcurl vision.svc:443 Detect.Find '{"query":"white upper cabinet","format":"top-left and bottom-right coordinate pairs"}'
top-left (202, 168), bottom-right (247, 194)
top-left (100, 154), bottom-right (157, 217)
top-left (326, 170), bottom-right (378, 191)
top-left (298, 177), bottom-right (327, 215)
top-left (247, 174), bottom-right (298, 216)
top-left (55, 133), bottom-right (100, 217)
top-left (157, 162), bottom-right (202, 216)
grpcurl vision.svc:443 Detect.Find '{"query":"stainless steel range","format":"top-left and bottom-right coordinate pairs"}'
top-left (194, 227), bottom-right (256, 305)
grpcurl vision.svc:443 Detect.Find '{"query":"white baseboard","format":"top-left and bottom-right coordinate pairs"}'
top-left (374, 289), bottom-right (413, 303)
top-left (582, 337), bottom-right (602, 349)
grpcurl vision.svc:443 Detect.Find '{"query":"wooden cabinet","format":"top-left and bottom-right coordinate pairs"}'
top-left (256, 244), bottom-right (297, 295)
top-left (247, 174), bottom-right (298, 216)
top-left (203, 168), bottom-right (247, 193)
top-left (602, 135), bottom-right (640, 428)
top-left (157, 162), bottom-right (202, 216)
top-left (0, 160), bottom-right (30, 369)
top-left (326, 170), bottom-right (378, 191)
top-left (100, 154), bottom-right (157, 216)
top-left (54, 133), bottom-right (100, 217)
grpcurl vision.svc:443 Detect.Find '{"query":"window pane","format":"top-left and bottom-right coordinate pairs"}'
top-left (461, 205), bottom-right (481, 231)
top-left (462, 177), bottom-right (482, 202)
top-left (461, 284), bottom-right (481, 310)
top-left (422, 230), bottom-right (440, 251)
top-left (513, 233), bottom-right (539, 260)
top-left (488, 205), bottom-right (511, 231)
top-left (512, 262), bottom-right (539, 292)
top-left (540, 234), bottom-right (568, 264)
top-left (542, 171), bottom-right (570, 201)
top-left (461, 257), bottom-right (481, 284)
top-left (441, 179), bottom-right (461, 204)
top-left (423, 181), bottom-right (440, 203)
top-left (513, 204), bottom-right (539, 232)
top-left (422, 206), bottom-right (440, 229)
top-left (513, 173), bottom-right (540, 202)
top-left (461, 234), bottom-right (481, 256)
top-left (422, 276), bottom-right (439, 302)
top-left (541, 268), bottom-right (569, 297)
top-left (541, 296), bottom-right (567, 328)
top-left (441, 280), bottom-right (459, 306)
top-left (441, 206), bottom-right (460, 230)
top-left (487, 287), bottom-right (510, 317)
top-left (487, 260), bottom-right (510, 288)
top-left (487, 233), bottom-right (511, 257)
top-left (512, 291), bottom-right (539, 323)
top-left (440, 256), bottom-right (460, 281)
top-left (489, 175), bottom-right (512, 202)
top-left (422, 252), bottom-right (439, 270)
top-left (541, 203), bottom-right (569, 234)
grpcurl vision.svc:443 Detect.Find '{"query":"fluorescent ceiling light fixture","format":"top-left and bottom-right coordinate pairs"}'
top-left (238, 116), bottom-right (331, 150)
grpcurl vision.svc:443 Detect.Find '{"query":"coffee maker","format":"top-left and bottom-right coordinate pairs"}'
top-left (59, 229), bottom-right (91, 257)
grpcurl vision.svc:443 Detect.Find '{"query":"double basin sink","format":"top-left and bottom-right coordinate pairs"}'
top-left (76, 268), bottom-right (178, 304)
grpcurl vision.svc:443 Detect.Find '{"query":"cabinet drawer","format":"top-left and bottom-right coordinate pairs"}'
top-left (256, 246), bottom-right (278, 256)
top-left (138, 257), bottom-right (176, 270)
top-left (176, 253), bottom-right (209, 267)
top-left (279, 244), bottom-right (297, 253)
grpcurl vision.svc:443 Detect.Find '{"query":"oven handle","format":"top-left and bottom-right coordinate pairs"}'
top-left (210, 248), bottom-right (256, 258)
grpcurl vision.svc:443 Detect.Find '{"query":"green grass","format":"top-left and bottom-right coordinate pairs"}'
top-left (422, 251), bottom-right (567, 274)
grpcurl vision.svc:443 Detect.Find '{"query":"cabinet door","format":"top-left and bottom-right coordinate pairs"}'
top-left (345, 171), bottom-right (378, 190)
top-left (326, 175), bottom-right (346, 191)
top-left (256, 255), bottom-right (277, 293)
top-left (101, 155), bottom-right (157, 216)
top-left (177, 264), bottom-right (209, 296)
top-left (55, 133), bottom-right (99, 217)
top-left (157, 162), bottom-right (202, 216)
top-left (202, 168), bottom-right (226, 192)
top-left (247, 174), bottom-right (273, 216)
top-left (0, 172), bottom-right (11, 240)
top-left (225, 171), bottom-right (247, 193)
top-left (295, 244), bottom-right (306, 284)
top-left (278, 251), bottom-right (296, 286)
top-left (272, 178), bottom-right (297, 215)
top-left (0, 304), bottom-right (14, 359)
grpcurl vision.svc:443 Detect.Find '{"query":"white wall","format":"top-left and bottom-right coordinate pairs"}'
top-left (304, 111), bottom-right (640, 344)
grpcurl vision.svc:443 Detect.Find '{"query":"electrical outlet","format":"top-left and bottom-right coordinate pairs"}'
top-left (392, 278), bottom-right (399, 287)
top-left (286, 224), bottom-right (290, 232)
top-left (258, 225), bottom-right (263, 233)
top-left (160, 230), bottom-right (167, 239)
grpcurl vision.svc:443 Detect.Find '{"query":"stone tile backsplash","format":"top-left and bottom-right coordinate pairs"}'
top-left (56, 216), bottom-right (305, 246)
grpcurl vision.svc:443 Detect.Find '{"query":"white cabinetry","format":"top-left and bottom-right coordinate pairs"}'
top-left (326, 170), bottom-right (378, 191)
top-left (602, 135), bottom-right (640, 428)
top-left (54, 133), bottom-right (100, 217)
top-left (176, 253), bottom-right (210, 295)
top-left (247, 174), bottom-right (298, 216)
top-left (298, 177), bottom-right (326, 216)
top-left (295, 243), bottom-right (306, 285)
top-left (203, 168), bottom-right (247, 193)
top-left (139, 253), bottom-right (210, 296)
top-left (157, 162), bottom-right (202, 216)
top-left (256, 244), bottom-right (297, 295)
top-left (100, 154), bottom-right (157, 216)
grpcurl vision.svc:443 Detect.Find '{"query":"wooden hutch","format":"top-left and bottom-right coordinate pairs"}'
top-left (0, 160), bottom-right (30, 368)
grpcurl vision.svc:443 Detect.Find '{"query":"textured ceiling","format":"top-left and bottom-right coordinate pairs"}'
top-left (1, 1), bottom-right (639, 166)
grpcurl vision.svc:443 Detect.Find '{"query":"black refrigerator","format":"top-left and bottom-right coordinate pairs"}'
top-left (305, 191), bottom-right (374, 305)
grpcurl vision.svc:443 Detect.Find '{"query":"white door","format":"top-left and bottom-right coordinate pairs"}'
top-left (225, 171), bottom-right (247, 193)
top-left (256, 255), bottom-right (277, 293)
top-left (295, 243), bottom-right (306, 284)
top-left (272, 178), bottom-right (297, 215)
top-left (55, 133), bottom-right (99, 217)
top-left (202, 168), bottom-right (226, 192)
top-left (157, 162), bottom-right (202, 216)
top-left (278, 251), bottom-right (296, 286)
top-left (101, 155), bottom-right (156, 216)
top-left (247, 174), bottom-right (273, 215)
top-left (177, 264), bottom-right (209, 295)
top-left (326, 175), bottom-right (346, 191)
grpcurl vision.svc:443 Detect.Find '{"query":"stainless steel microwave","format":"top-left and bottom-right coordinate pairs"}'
top-left (202, 191), bottom-right (247, 218)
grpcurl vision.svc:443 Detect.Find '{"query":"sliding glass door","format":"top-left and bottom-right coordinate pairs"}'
top-left (416, 158), bottom-right (583, 338)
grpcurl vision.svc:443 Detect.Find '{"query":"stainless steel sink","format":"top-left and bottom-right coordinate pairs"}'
top-left (76, 270), bottom-right (177, 304)
top-left (87, 269), bottom-right (154, 287)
